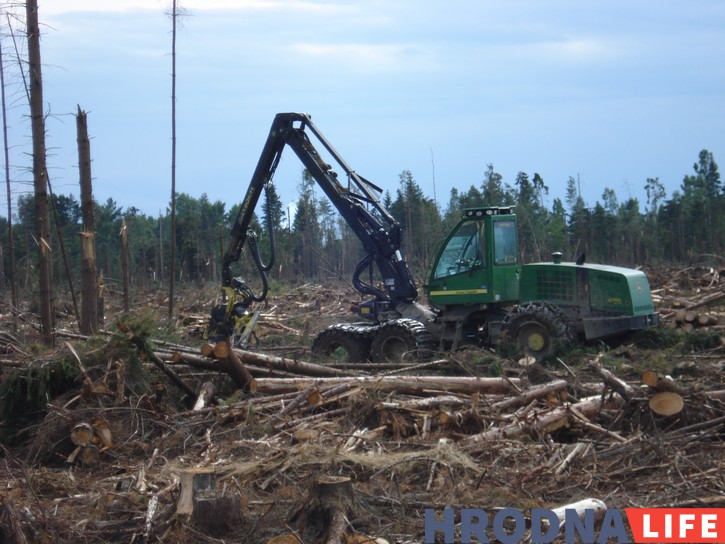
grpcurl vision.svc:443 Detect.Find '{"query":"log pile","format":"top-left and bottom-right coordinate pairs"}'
top-left (654, 262), bottom-right (725, 335)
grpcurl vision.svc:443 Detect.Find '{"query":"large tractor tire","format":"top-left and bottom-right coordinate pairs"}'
top-left (501, 302), bottom-right (575, 360)
top-left (370, 319), bottom-right (434, 364)
top-left (311, 323), bottom-right (372, 363)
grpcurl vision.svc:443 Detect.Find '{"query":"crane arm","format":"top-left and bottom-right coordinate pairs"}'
top-left (221, 112), bottom-right (418, 310)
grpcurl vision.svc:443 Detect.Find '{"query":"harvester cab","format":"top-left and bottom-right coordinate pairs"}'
top-left (425, 207), bottom-right (520, 310)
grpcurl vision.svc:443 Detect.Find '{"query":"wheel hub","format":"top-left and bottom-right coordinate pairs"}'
top-left (526, 331), bottom-right (546, 352)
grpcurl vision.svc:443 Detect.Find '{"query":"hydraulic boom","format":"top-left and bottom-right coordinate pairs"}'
top-left (208, 113), bottom-right (427, 343)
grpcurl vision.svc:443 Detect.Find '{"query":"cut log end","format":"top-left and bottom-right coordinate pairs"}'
top-left (649, 391), bottom-right (685, 416)
top-left (71, 422), bottom-right (94, 446)
top-left (641, 369), bottom-right (660, 388)
top-left (213, 340), bottom-right (232, 359)
top-left (200, 343), bottom-right (215, 357)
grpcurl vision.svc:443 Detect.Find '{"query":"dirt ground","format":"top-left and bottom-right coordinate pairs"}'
top-left (0, 268), bottom-right (723, 544)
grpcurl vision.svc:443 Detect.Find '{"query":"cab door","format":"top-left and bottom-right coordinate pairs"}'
top-left (491, 219), bottom-right (520, 302)
top-left (426, 219), bottom-right (491, 307)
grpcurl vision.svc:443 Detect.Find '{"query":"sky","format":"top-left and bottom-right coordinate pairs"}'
top-left (1, 0), bottom-right (724, 220)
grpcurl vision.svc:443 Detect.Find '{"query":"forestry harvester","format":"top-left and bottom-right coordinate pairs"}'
top-left (206, 113), bottom-right (659, 361)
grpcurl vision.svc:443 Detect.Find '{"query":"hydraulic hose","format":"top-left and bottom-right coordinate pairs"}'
top-left (352, 254), bottom-right (388, 302)
top-left (246, 231), bottom-right (269, 303)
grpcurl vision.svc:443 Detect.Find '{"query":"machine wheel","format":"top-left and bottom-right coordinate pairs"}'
top-left (501, 302), bottom-right (575, 360)
top-left (311, 324), bottom-right (371, 363)
top-left (370, 319), bottom-right (434, 363)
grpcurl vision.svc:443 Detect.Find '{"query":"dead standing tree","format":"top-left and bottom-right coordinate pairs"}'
top-left (26, 0), bottom-right (53, 343)
top-left (168, 0), bottom-right (179, 321)
top-left (1, 39), bottom-right (19, 322)
top-left (77, 106), bottom-right (99, 334)
top-left (121, 217), bottom-right (130, 312)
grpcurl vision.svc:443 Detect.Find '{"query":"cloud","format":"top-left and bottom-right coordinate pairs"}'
top-left (532, 37), bottom-right (620, 62)
top-left (40, 0), bottom-right (166, 15)
top-left (42, 0), bottom-right (351, 15)
top-left (290, 42), bottom-right (438, 73)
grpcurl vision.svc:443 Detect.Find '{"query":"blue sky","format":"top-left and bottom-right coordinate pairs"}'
top-left (2, 0), bottom-right (724, 219)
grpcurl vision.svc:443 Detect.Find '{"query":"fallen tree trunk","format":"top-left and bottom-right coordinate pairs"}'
top-left (219, 346), bottom-right (257, 392)
top-left (254, 376), bottom-right (521, 396)
top-left (376, 394), bottom-right (475, 412)
top-left (234, 348), bottom-right (359, 378)
top-left (589, 359), bottom-right (638, 401)
top-left (491, 379), bottom-right (569, 411)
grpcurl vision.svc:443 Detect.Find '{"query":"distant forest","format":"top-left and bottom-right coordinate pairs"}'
top-left (1, 148), bottom-right (722, 295)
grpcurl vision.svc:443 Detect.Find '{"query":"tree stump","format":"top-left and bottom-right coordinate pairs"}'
top-left (289, 475), bottom-right (355, 544)
top-left (176, 467), bottom-right (243, 535)
top-left (176, 467), bottom-right (216, 516)
top-left (193, 493), bottom-right (243, 535)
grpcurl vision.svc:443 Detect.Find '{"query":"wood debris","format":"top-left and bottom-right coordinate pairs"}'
top-left (0, 273), bottom-right (723, 543)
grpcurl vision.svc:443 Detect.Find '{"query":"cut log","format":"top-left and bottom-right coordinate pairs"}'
top-left (697, 314), bottom-right (718, 326)
top-left (682, 290), bottom-right (725, 312)
top-left (171, 352), bottom-right (218, 370)
top-left (91, 416), bottom-right (113, 450)
top-left (640, 370), bottom-right (686, 395)
top-left (255, 376), bottom-right (521, 396)
top-left (649, 391), bottom-right (684, 416)
top-left (79, 444), bottom-right (100, 466)
top-left (235, 348), bottom-right (358, 378)
top-left (589, 359), bottom-right (638, 401)
top-left (212, 340), bottom-right (232, 359)
top-left (641, 369), bottom-right (659, 388)
top-left (219, 349), bottom-right (257, 392)
top-left (278, 384), bottom-right (322, 417)
top-left (491, 379), bottom-right (569, 411)
top-left (376, 394), bottom-right (473, 412)
top-left (706, 390), bottom-right (725, 402)
top-left (71, 422), bottom-right (94, 446)
top-left (117, 321), bottom-right (197, 399)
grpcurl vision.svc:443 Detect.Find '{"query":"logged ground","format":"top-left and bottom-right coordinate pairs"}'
top-left (0, 265), bottom-right (723, 544)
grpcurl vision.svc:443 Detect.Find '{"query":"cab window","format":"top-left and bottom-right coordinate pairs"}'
top-left (433, 221), bottom-right (484, 279)
top-left (494, 220), bottom-right (517, 264)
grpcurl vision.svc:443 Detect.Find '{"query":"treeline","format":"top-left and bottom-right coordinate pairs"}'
top-left (1, 149), bottom-right (722, 295)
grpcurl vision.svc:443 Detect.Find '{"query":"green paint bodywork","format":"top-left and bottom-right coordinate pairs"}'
top-left (423, 207), bottom-right (657, 340)
top-left (519, 262), bottom-right (656, 316)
